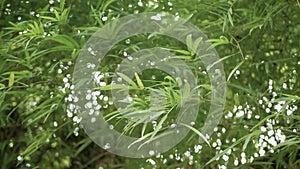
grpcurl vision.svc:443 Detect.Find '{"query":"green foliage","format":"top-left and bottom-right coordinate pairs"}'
top-left (0, 0), bottom-right (299, 168)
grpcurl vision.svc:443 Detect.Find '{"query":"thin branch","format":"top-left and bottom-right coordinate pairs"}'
top-left (229, 33), bottom-right (245, 60)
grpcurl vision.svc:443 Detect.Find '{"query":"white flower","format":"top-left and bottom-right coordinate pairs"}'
top-left (146, 159), bottom-right (156, 165)
top-left (241, 157), bottom-right (246, 164)
top-left (268, 136), bottom-right (277, 146)
top-left (267, 130), bottom-right (274, 136)
top-left (234, 158), bottom-right (239, 166)
top-left (17, 155), bottom-right (23, 161)
top-left (86, 94), bottom-right (91, 100)
top-left (226, 149), bottom-right (232, 155)
top-left (148, 150), bottom-right (155, 156)
top-left (259, 148), bottom-right (265, 156)
top-left (236, 110), bottom-right (244, 118)
top-left (194, 145), bottom-right (202, 153)
top-left (219, 165), bottom-right (227, 169)
top-left (63, 77), bottom-right (68, 83)
top-left (227, 111), bottom-right (233, 118)
top-left (103, 96), bottom-right (108, 101)
top-left (184, 151), bottom-right (191, 157)
top-left (282, 83), bottom-right (287, 89)
top-left (91, 117), bottom-right (96, 123)
top-left (286, 109), bottom-right (293, 116)
top-left (99, 82), bottom-right (106, 87)
top-left (138, 1), bottom-right (143, 7)
top-left (101, 16), bottom-right (107, 22)
top-left (222, 155), bottom-right (229, 161)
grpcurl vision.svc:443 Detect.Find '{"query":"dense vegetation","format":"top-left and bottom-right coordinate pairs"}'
top-left (0, 0), bottom-right (299, 168)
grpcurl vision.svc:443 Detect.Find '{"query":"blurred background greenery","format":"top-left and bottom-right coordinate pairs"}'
top-left (0, 0), bottom-right (299, 168)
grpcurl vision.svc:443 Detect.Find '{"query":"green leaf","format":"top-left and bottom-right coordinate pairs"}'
top-left (95, 84), bottom-right (135, 91)
top-left (207, 36), bottom-right (230, 48)
top-left (138, 129), bottom-right (175, 149)
top-left (242, 133), bottom-right (252, 151)
top-left (60, 0), bottom-right (65, 10)
top-left (227, 61), bottom-right (244, 81)
top-left (186, 34), bottom-right (193, 52)
top-left (116, 72), bottom-right (138, 88)
top-left (0, 83), bottom-right (5, 89)
top-left (141, 122), bottom-right (147, 137)
top-left (227, 8), bottom-right (234, 26)
top-left (0, 91), bottom-right (5, 108)
top-left (173, 55), bottom-right (192, 60)
top-left (222, 14), bottom-right (227, 32)
top-left (171, 49), bottom-right (190, 55)
top-left (182, 83), bottom-right (190, 99)
top-left (75, 138), bottom-right (92, 156)
top-left (192, 36), bottom-right (203, 54)
top-left (50, 35), bottom-right (80, 49)
top-left (179, 122), bottom-right (211, 147)
top-left (151, 113), bottom-right (168, 138)
top-left (134, 73), bottom-right (144, 89)
top-left (8, 72), bottom-right (14, 87)
top-left (40, 16), bottom-right (58, 22)
top-left (281, 94), bottom-right (300, 100)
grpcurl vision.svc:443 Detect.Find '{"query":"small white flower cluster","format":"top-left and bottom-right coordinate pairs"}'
top-left (130, 0), bottom-right (174, 13)
top-left (48, 0), bottom-right (61, 12)
top-left (17, 155), bottom-right (31, 167)
top-left (84, 89), bottom-right (113, 124)
top-left (56, 62), bottom-right (82, 136)
top-left (194, 144), bottom-right (202, 153)
top-left (144, 144), bottom-right (203, 168)
top-left (93, 71), bottom-right (109, 86)
top-left (213, 83), bottom-right (296, 168)
top-left (4, 4), bottom-right (12, 15)
top-left (137, 0), bottom-right (161, 9)
top-left (234, 69), bottom-right (240, 79)
top-left (255, 126), bottom-right (286, 154)
top-left (258, 88), bottom-right (298, 117)
top-left (225, 103), bottom-right (255, 120)
top-left (183, 149), bottom-right (195, 165)
top-left (57, 61), bottom-right (72, 75)
top-left (61, 66), bottom-right (112, 136)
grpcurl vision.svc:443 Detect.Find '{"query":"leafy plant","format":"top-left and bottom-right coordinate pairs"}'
top-left (0, 0), bottom-right (299, 168)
